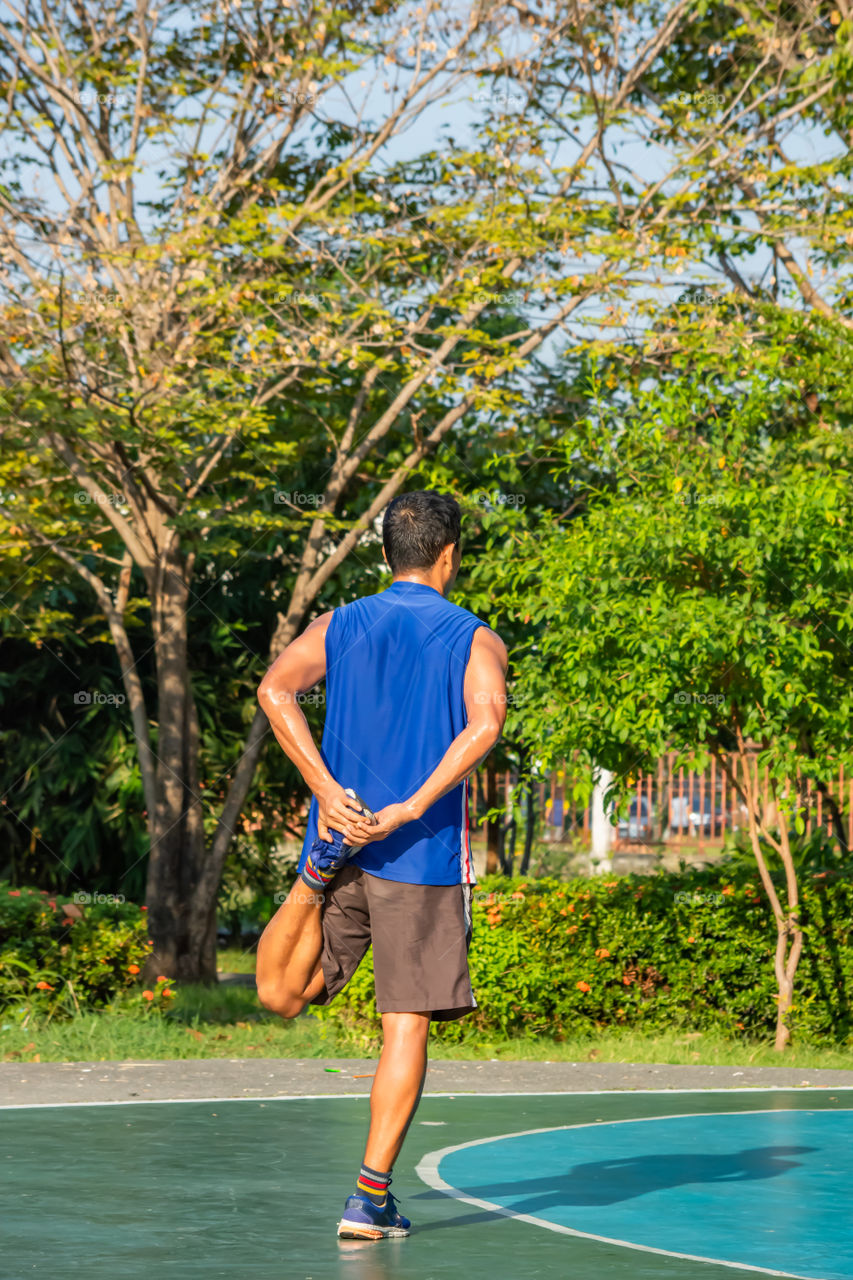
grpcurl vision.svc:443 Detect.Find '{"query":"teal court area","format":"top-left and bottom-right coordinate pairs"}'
top-left (2, 1089), bottom-right (851, 1280)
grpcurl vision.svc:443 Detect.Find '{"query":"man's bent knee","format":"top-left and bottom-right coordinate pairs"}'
top-left (256, 982), bottom-right (306, 1020)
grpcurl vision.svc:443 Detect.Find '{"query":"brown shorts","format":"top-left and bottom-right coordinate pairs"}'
top-left (309, 864), bottom-right (476, 1022)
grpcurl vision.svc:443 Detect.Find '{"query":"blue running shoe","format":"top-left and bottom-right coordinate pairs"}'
top-left (300, 788), bottom-right (375, 891)
top-left (337, 1187), bottom-right (411, 1240)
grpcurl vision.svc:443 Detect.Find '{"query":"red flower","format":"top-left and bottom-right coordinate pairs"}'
top-left (8, 890), bottom-right (21, 897)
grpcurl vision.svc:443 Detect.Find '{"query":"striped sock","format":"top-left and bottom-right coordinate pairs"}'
top-left (299, 856), bottom-right (335, 891)
top-left (356, 1164), bottom-right (391, 1206)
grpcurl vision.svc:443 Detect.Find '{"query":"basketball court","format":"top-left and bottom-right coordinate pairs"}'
top-left (3, 1082), bottom-right (850, 1279)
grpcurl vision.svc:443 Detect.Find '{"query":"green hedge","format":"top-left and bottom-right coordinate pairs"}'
top-left (0, 883), bottom-right (158, 1019)
top-left (309, 866), bottom-right (853, 1046)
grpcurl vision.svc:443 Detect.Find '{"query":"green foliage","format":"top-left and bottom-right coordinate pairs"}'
top-left (0, 882), bottom-right (153, 1019)
top-left (309, 868), bottom-right (853, 1048)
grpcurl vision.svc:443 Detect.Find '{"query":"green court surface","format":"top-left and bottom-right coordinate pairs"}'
top-left (2, 1089), bottom-right (849, 1279)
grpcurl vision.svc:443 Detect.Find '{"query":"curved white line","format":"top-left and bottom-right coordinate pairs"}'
top-left (415, 1110), bottom-right (851, 1280)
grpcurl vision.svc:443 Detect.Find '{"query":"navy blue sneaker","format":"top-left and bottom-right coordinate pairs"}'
top-left (300, 789), bottom-right (375, 891)
top-left (337, 1188), bottom-right (411, 1240)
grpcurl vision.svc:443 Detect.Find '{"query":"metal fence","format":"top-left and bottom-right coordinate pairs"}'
top-left (469, 753), bottom-right (852, 853)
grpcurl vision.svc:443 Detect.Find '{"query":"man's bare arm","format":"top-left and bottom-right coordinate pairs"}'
top-left (346, 626), bottom-right (509, 844)
top-left (257, 612), bottom-right (372, 843)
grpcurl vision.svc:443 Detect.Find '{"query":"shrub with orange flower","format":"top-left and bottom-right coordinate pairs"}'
top-left (576, 981), bottom-right (591, 993)
top-left (595, 948), bottom-right (611, 959)
top-left (142, 990), bottom-right (155, 1001)
top-left (128, 964), bottom-right (140, 975)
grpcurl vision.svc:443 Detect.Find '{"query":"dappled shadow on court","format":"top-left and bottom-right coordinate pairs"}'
top-left (412, 1144), bottom-right (816, 1232)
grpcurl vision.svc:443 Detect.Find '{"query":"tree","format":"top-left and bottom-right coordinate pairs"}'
top-left (498, 313), bottom-right (853, 1049)
top-left (4, 0), bottom-right (848, 981)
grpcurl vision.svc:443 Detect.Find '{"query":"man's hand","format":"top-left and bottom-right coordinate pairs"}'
top-left (345, 802), bottom-right (412, 845)
top-left (316, 784), bottom-right (378, 845)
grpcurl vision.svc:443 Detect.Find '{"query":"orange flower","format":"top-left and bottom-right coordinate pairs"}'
top-left (576, 981), bottom-right (591, 993)
top-left (566, 925), bottom-right (578, 934)
top-left (687, 936), bottom-right (695, 943)
top-left (567, 904), bottom-right (575, 913)
top-left (142, 990), bottom-right (155, 1001)
top-left (559, 908), bottom-right (567, 916)
top-left (156, 975), bottom-right (167, 983)
top-left (736, 1022), bottom-right (745, 1030)
top-left (595, 948), bottom-right (611, 959)
top-left (721, 884), bottom-right (734, 896)
top-left (582, 913), bottom-right (590, 919)
top-left (163, 989), bottom-right (175, 999)
top-left (61, 917), bottom-right (75, 926)
top-left (35, 980), bottom-right (54, 990)
top-left (128, 964), bottom-right (140, 974)
top-left (511, 891), bottom-right (525, 900)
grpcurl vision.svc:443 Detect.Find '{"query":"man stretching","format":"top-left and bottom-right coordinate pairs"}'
top-left (255, 490), bottom-right (507, 1239)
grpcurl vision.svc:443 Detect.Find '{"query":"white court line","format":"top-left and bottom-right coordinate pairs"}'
top-left (415, 1110), bottom-right (851, 1280)
top-left (0, 1085), bottom-right (851, 1110)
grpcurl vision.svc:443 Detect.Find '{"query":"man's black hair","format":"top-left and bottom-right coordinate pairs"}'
top-left (382, 491), bottom-right (461, 573)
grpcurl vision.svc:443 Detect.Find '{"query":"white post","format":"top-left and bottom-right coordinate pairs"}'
top-left (590, 767), bottom-right (614, 873)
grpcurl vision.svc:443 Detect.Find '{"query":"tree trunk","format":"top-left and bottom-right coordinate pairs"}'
top-left (484, 763), bottom-right (501, 874)
top-left (520, 779), bottom-right (535, 875)
top-left (144, 551), bottom-right (213, 984)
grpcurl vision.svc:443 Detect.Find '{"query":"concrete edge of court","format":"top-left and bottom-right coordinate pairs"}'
top-left (2, 1057), bottom-right (853, 1106)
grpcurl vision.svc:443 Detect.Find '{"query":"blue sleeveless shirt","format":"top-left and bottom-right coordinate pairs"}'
top-left (296, 579), bottom-right (486, 885)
